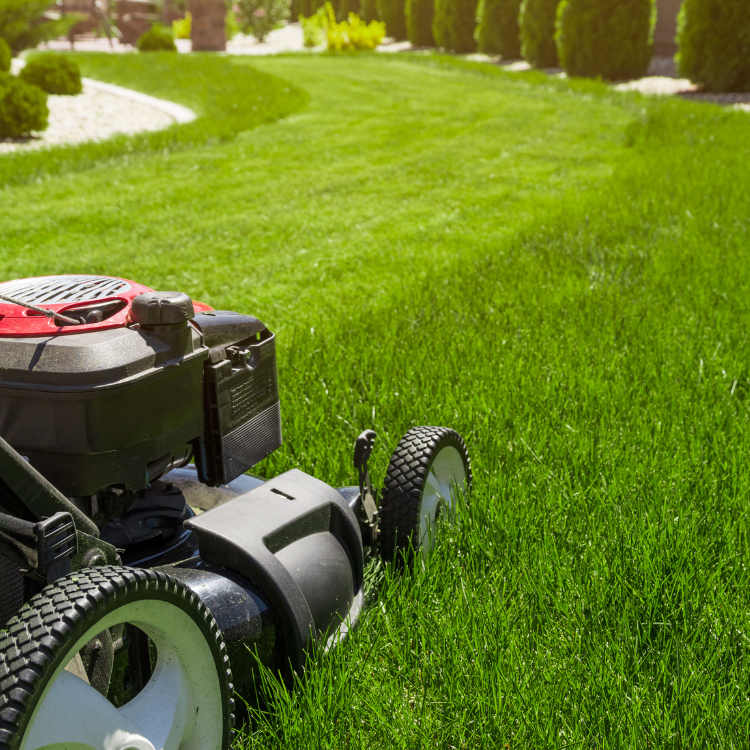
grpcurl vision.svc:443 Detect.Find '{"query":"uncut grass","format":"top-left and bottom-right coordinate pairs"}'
top-left (3, 53), bottom-right (750, 744)
top-left (238, 96), bottom-right (750, 744)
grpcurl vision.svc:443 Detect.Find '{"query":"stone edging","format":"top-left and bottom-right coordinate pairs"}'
top-left (81, 78), bottom-right (197, 124)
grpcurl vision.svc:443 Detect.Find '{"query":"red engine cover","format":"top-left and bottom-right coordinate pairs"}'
top-left (0, 275), bottom-right (212, 337)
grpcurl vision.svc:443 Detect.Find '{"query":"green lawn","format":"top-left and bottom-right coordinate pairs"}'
top-left (4, 52), bottom-right (750, 746)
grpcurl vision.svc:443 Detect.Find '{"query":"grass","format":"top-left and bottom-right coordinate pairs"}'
top-left (3, 51), bottom-right (750, 745)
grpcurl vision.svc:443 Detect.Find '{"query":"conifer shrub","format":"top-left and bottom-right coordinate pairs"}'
top-left (20, 54), bottom-right (82, 95)
top-left (0, 37), bottom-right (10, 73)
top-left (136, 24), bottom-right (177, 51)
top-left (377, 0), bottom-right (406, 39)
top-left (433, 0), bottom-right (477, 52)
top-left (477, 0), bottom-right (521, 56)
top-left (556, 0), bottom-right (654, 80)
top-left (677, 0), bottom-right (750, 92)
top-left (520, 0), bottom-right (558, 67)
top-left (360, 0), bottom-right (378, 22)
top-left (0, 71), bottom-right (48, 138)
top-left (406, 0), bottom-right (434, 46)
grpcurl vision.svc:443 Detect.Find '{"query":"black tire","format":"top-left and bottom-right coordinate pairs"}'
top-left (0, 565), bottom-right (234, 750)
top-left (378, 426), bottom-right (471, 563)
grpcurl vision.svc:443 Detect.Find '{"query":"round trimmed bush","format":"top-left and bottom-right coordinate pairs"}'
top-left (377, 0), bottom-right (407, 39)
top-left (556, 0), bottom-right (654, 80)
top-left (432, 0), bottom-right (477, 52)
top-left (136, 24), bottom-right (177, 51)
top-left (20, 54), bottom-right (82, 95)
top-left (477, 0), bottom-right (521, 56)
top-left (0, 38), bottom-right (10, 73)
top-left (520, 0), bottom-right (559, 67)
top-left (406, 0), bottom-right (434, 45)
top-left (677, 0), bottom-right (750, 92)
top-left (0, 72), bottom-right (49, 139)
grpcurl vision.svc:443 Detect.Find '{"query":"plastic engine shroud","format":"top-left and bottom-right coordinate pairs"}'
top-left (0, 275), bottom-right (212, 337)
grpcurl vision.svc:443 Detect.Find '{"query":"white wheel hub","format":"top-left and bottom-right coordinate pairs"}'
top-left (418, 445), bottom-right (467, 556)
top-left (20, 599), bottom-right (224, 750)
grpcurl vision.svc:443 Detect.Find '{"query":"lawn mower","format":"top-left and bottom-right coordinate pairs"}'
top-left (0, 274), bottom-right (471, 750)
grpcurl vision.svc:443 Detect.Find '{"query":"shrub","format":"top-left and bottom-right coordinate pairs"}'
top-left (520, 0), bottom-right (559, 67)
top-left (477, 0), bottom-right (521, 56)
top-left (173, 11), bottom-right (191, 38)
top-left (0, 37), bottom-right (10, 73)
top-left (336, 0), bottom-right (360, 22)
top-left (377, 0), bottom-right (406, 39)
top-left (136, 24), bottom-right (177, 51)
top-left (0, 71), bottom-right (48, 138)
top-left (0, 0), bottom-right (77, 54)
top-left (225, 7), bottom-right (240, 38)
top-left (300, 5), bottom-right (326, 45)
top-left (301, 2), bottom-right (385, 48)
top-left (360, 0), bottom-right (378, 22)
top-left (677, 0), bottom-right (750, 92)
top-left (556, 0), bottom-right (654, 80)
top-left (20, 54), bottom-right (82, 96)
top-left (236, 0), bottom-right (290, 42)
top-left (433, 0), bottom-right (477, 51)
top-left (406, 0), bottom-right (434, 46)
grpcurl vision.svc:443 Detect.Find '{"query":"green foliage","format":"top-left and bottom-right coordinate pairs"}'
top-left (0, 37), bottom-right (10, 72)
top-left (556, 0), bottom-right (654, 80)
top-left (377, 0), bottom-right (406, 40)
top-left (359, 0), bottom-right (378, 22)
top-left (300, 3), bottom-right (385, 48)
top-left (520, 0), bottom-right (558, 67)
top-left (225, 8), bottom-right (240, 39)
top-left (0, 71), bottom-right (48, 138)
top-left (677, 0), bottom-right (750, 93)
top-left (136, 24), bottom-right (177, 51)
top-left (406, 0), bottom-right (434, 46)
top-left (236, 0), bottom-right (290, 42)
top-left (173, 11), bottom-right (191, 38)
top-left (433, 0), bottom-right (477, 51)
top-left (0, 0), bottom-right (76, 54)
top-left (336, 0), bottom-right (360, 23)
top-left (477, 0), bottom-right (521, 56)
top-left (20, 54), bottom-right (82, 96)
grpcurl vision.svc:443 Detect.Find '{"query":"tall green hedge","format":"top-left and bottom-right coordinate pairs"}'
top-left (433, 0), bottom-right (477, 51)
top-left (360, 0), bottom-right (378, 22)
top-left (520, 0), bottom-right (559, 67)
top-left (406, 0), bottom-right (435, 45)
top-left (677, 0), bottom-right (750, 92)
top-left (378, 0), bottom-right (407, 38)
top-left (556, 0), bottom-right (654, 80)
top-left (0, 37), bottom-right (10, 72)
top-left (477, 0), bottom-right (521, 56)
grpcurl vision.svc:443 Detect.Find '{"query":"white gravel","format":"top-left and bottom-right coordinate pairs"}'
top-left (0, 64), bottom-right (179, 154)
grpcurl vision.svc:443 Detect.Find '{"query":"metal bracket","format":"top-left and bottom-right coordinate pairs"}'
top-left (35, 512), bottom-right (77, 583)
top-left (353, 429), bottom-right (378, 543)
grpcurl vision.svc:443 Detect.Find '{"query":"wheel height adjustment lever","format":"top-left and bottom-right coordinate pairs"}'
top-left (354, 430), bottom-right (378, 540)
top-left (35, 512), bottom-right (77, 583)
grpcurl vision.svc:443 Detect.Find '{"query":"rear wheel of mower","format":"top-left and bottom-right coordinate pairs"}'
top-left (378, 426), bottom-right (471, 563)
top-left (0, 566), bottom-right (234, 750)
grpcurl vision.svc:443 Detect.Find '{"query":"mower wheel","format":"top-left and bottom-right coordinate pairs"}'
top-left (378, 426), bottom-right (471, 563)
top-left (0, 566), bottom-right (234, 750)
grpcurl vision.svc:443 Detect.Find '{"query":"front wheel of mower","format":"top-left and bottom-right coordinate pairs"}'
top-left (378, 426), bottom-right (471, 563)
top-left (0, 566), bottom-right (234, 750)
